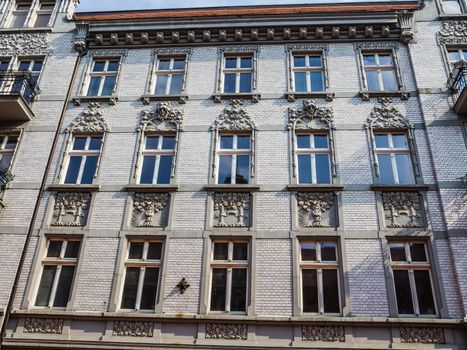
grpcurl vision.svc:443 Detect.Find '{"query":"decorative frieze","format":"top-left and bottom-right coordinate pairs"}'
top-left (439, 21), bottom-right (467, 44)
top-left (296, 192), bottom-right (336, 228)
top-left (52, 192), bottom-right (91, 227)
top-left (140, 102), bottom-right (184, 131)
top-left (365, 98), bottom-right (413, 130)
top-left (131, 192), bottom-right (169, 228)
top-left (68, 103), bottom-right (109, 133)
top-left (302, 325), bottom-right (345, 342)
top-left (23, 318), bottom-right (64, 334)
top-left (382, 192), bottom-right (423, 228)
top-left (206, 323), bottom-right (248, 340)
top-left (355, 41), bottom-right (398, 50)
top-left (112, 321), bottom-right (154, 337)
top-left (213, 192), bottom-right (250, 228)
top-left (212, 100), bottom-right (257, 131)
top-left (0, 33), bottom-right (51, 56)
top-left (400, 327), bottom-right (445, 344)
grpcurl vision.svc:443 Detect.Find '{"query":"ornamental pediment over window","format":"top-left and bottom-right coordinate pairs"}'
top-left (439, 21), bottom-right (467, 44)
top-left (365, 98), bottom-right (413, 130)
top-left (140, 102), bottom-right (184, 132)
top-left (288, 99), bottom-right (335, 130)
top-left (212, 100), bottom-right (257, 131)
top-left (68, 103), bottom-right (109, 133)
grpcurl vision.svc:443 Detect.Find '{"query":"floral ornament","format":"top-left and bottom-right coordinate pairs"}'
top-left (140, 102), bottom-right (184, 131)
top-left (366, 98), bottom-right (413, 129)
top-left (213, 100), bottom-right (257, 131)
top-left (382, 192), bottom-right (422, 228)
top-left (297, 192), bottom-right (334, 227)
top-left (132, 192), bottom-right (169, 227)
top-left (68, 102), bottom-right (109, 133)
top-left (53, 192), bottom-right (91, 226)
top-left (288, 99), bottom-right (335, 130)
top-left (213, 192), bottom-right (249, 227)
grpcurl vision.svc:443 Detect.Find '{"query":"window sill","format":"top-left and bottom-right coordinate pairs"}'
top-left (204, 184), bottom-right (260, 192)
top-left (141, 94), bottom-right (188, 105)
top-left (213, 93), bottom-right (260, 103)
top-left (0, 27), bottom-right (52, 33)
top-left (286, 92), bottom-right (335, 102)
top-left (47, 184), bottom-right (101, 192)
top-left (287, 184), bottom-right (344, 192)
top-left (360, 91), bottom-right (409, 101)
top-left (73, 96), bottom-right (118, 106)
top-left (438, 14), bottom-right (467, 20)
top-left (125, 184), bottom-right (179, 192)
top-left (371, 184), bottom-right (429, 191)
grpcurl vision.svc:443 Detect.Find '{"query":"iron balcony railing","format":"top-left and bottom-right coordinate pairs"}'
top-left (0, 73), bottom-right (39, 105)
top-left (447, 60), bottom-right (467, 105)
top-left (0, 164), bottom-right (14, 191)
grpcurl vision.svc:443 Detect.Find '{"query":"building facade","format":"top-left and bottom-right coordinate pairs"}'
top-left (0, 0), bottom-right (466, 349)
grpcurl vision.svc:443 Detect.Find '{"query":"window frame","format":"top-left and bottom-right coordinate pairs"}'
top-left (85, 59), bottom-right (120, 97)
top-left (5, 1), bottom-right (56, 28)
top-left (221, 55), bottom-right (254, 94)
top-left (0, 131), bottom-right (22, 172)
top-left (440, 0), bottom-right (465, 15)
top-left (288, 50), bottom-right (329, 94)
top-left (215, 133), bottom-right (252, 185)
top-left (31, 1), bottom-right (55, 28)
top-left (295, 132), bottom-right (333, 184)
top-left (149, 56), bottom-right (188, 96)
top-left (8, 2), bottom-right (31, 28)
top-left (361, 51), bottom-right (400, 92)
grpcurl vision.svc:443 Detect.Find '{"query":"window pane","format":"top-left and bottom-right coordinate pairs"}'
top-left (443, 0), bottom-right (462, 14)
top-left (323, 269), bottom-right (340, 313)
top-left (35, 266), bottom-right (56, 306)
top-left (64, 156), bottom-right (82, 184)
top-left (92, 61), bottom-right (106, 72)
top-left (121, 267), bottom-right (140, 309)
top-left (236, 155), bottom-right (250, 184)
top-left (81, 156), bottom-right (98, 184)
top-left (107, 61), bottom-right (120, 72)
top-left (87, 76), bottom-right (101, 96)
top-left (210, 268), bottom-right (227, 311)
top-left (218, 155), bottom-right (232, 184)
top-left (390, 243), bottom-right (407, 262)
top-left (0, 60), bottom-right (10, 71)
top-left (294, 72), bottom-right (307, 92)
top-left (173, 59), bottom-right (185, 70)
top-left (47, 241), bottom-right (62, 258)
top-left (298, 155), bottom-right (312, 184)
top-left (392, 134), bottom-right (408, 149)
top-left (101, 76), bottom-right (116, 96)
top-left (410, 243), bottom-right (427, 262)
top-left (147, 243), bottom-right (163, 260)
top-left (293, 56), bottom-right (306, 67)
top-left (301, 242), bottom-right (317, 261)
top-left (315, 154), bottom-right (331, 184)
top-left (363, 55), bottom-right (376, 65)
top-left (140, 267), bottom-right (159, 310)
top-left (414, 270), bottom-right (436, 315)
top-left (155, 74), bottom-right (168, 94)
top-left (381, 70), bottom-right (397, 91)
top-left (64, 241), bottom-right (81, 258)
top-left (309, 56), bottom-right (322, 67)
top-left (162, 136), bottom-right (176, 150)
top-left (239, 73), bottom-right (252, 93)
top-left (310, 71), bottom-right (324, 92)
top-left (378, 54), bottom-right (393, 66)
top-left (140, 156), bottom-right (156, 184)
top-left (32, 61), bottom-right (43, 72)
top-left (223, 73), bottom-right (236, 93)
top-left (375, 134), bottom-right (389, 148)
top-left (231, 269), bottom-right (247, 312)
top-left (220, 136), bottom-right (233, 149)
top-left (34, 13), bottom-right (51, 27)
top-left (395, 154), bottom-right (413, 184)
top-left (365, 70), bottom-right (379, 91)
top-left (314, 135), bottom-right (328, 149)
top-left (11, 13), bottom-right (28, 27)
top-left (145, 136), bottom-right (159, 150)
top-left (448, 51), bottom-right (461, 62)
top-left (302, 269), bottom-right (318, 313)
top-left (18, 61), bottom-right (31, 70)
top-left (237, 135), bottom-right (250, 149)
top-left (0, 155), bottom-right (12, 169)
top-left (225, 58), bottom-right (237, 69)
top-left (89, 137), bottom-right (102, 151)
top-left (377, 154), bottom-right (395, 184)
top-left (73, 137), bottom-right (87, 150)
top-left (129, 242), bottom-right (144, 259)
top-left (321, 242), bottom-right (337, 261)
top-left (158, 60), bottom-right (170, 70)
top-left (53, 266), bottom-right (75, 307)
top-left (213, 243), bottom-right (228, 260)
top-left (169, 74), bottom-right (184, 94)
top-left (156, 155), bottom-right (173, 184)
top-left (233, 243), bottom-right (248, 260)
top-left (297, 135), bottom-right (310, 149)
top-left (393, 270), bottom-right (414, 314)
top-left (240, 57), bottom-right (252, 68)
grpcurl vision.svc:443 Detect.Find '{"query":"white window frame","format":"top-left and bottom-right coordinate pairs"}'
top-left (291, 53), bottom-right (326, 93)
top-left (361, 51), bottom-right (399, 92)
top-left (209, 240), bottom-right (249, 314)
top-left (138, 134), bottom-right (176, 184)
top-left (8, 2), bottom-right (31, 28)
top-left (216, 133), bottom-right (252, 185)
top-left (221, 55), bottom-right (254, 94)
top-left (447, 47), bottom-right (467, 70)
top-left (63, 135), bottom-right (103, 185)
top-left (295, 132), bottom-right (332, 184)
top-left (0, 134), bottom-right (19, 170)
top-left (151, 56), bottom-right (187, 95)
top-left (441, 0), bottom-right (464, 14)
top-left (84, 58), bottom-right (120, 97)
top-left (31, 1), bottom-right (55, 28)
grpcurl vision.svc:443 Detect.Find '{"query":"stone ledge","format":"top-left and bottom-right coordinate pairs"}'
top-left (370, 184), bottom-right (430, 191)
top-left (125, 184), bottom-right (179, 192)
top-left (212, 93), bottom-right (261, 103)
top-left (204, 184), bottom-right (261, 192)
top-left (141, 94), bottom-right (188, 104)
top-left (46, 184), bottom-right (101, 192)
top-left (287, 184), bottom-right (344, 192)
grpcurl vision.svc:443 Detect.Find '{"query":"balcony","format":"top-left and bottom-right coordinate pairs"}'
top-left (447, 61), bottom-right (467, 115)
top-left (0, 73), bottom-right (38, 121)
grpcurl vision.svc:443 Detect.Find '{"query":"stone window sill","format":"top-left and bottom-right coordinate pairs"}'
top-left (47, 184), bottom-right (100, 192)
top-left (286, 92), bottom-right (335, 102)
top-left (371, 184), bottom-right (429, 191)
top-left (287, 184), bottom-right (344, 192)
top-left (360, 91), bottom-right (409, 101)
top-left (125, 184), bottom-right (179, 192)
top-left (141, 94), bottom-right (188, 105)
top-left (0, 27), bottom-right (52, 33)
top-left (73, 96), bottom-right (118, 106)
top-left (204, 184), bottom-right (260, 192)
top-left (213, 93), bottom-right (260, 103)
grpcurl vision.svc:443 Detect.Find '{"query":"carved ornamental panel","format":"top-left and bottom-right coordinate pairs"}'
top-left (296, 192), bottom-right (337, 228)
top-left (68, 103), bottom-right (109, 133)
top-left (382, 192), bottom-right (423, 228)
top-left (23, 318), bottom-right (64, 334)
top-left (213, 192), bottom-right (250, 228)
top-left (206, 323), bottom-right (248, 340)
top-left (131, 192), bottom-right (169, 228)
top-left (0, 33), bottom-right (51, 56)
top-left (140, 102), bottom-right (184, 131)
top-left (439, 21), bottom-right (467, 44)
top-left (52, 192), bottom-right (91, 227)
top-left (112, 321), bottom-right (154, 337)
top-left (400, 327), bottom-right (445, 344)
top-left (302, 325), bottom-right (345, 342)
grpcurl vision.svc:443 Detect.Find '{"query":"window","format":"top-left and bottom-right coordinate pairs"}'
top-left (362, 52), bottom-right (398, 91)
top-left (223, 56), bottom-right (253, 93)
top-left (139, 135), bottom-right (175, 184)
top-left (210, 240), bottom-right (249, 313)
top-left (300, 241), bottom-right (341, 314)
top-left (0, 135), bottom-right (19, 170)
top-left (217, 134), bottom-right (251, 184)
top-left (120, 240), bottom-right (163, 311)
top-left (33, 2), bottom-right (54, 27)
top-left (442, 0), bottom-right (463, 14)
top-left (374, 132), bottom-right (414, 184)
top-left (87, 59), bottom-right (119, 97)
top-left (9, 3), bottom-right (30, 28)
top-left (389, 241), bottom-right (436, 316)
top-left (35, 238), bottom-right (81, 308)
top-left (447, 48), bottom-right (467, 69)
top-left (17, 58), bottom-right (43, 89)
top-left (153, 57), bottom-right (185, 95)
top-left (296, 133), bottom-right (331, 184)
top-left (292, 54), bottom-right (325, 92)
top-left (0, 58), bottom-right (12, 72)
top-left (64, 136), bottom-right (102, 184)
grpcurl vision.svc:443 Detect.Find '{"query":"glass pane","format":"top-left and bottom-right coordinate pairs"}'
top-left (81, 156), bottom-right (98, 184)
top-left (363, 55), bottom-right (376, 66)
top-left (297, 135), bottom-right (310, 149)
top-left (101, 76), bottom-right (116, 96)
top-left (233, 243), bottom-right (248, 260)
top-left (378, 54), bottom-right (393, 66)
top-left (315, 154), bottom-right (331, 184)
top-left (309, 56), bottom-right (322, 67)
top-left (395, 154), bottom-right (414, 184)
top-left (0, 60), bottom-right (10, 71)
top-left (225, 58), bottom-right (237, 69)
top-left (147, 243), bottom-right (163, 260)
top-left (310, 71), bottom-right (324, 92)
top-left (240, 57), bottom-right (252, 68)
top-left (107, 61), bottom-right (120, 72)
top-left (448, 51), bottom-right (461, 62)
top-left (381, 70), bottom-right (397, 91)
top-left (239, 73), bottom-right (252, 93)
top-left (158, 59), bottom-right (170, 70)
top-left (217, 155), bottom-right (232, 184)
top-left (140, 267), bottom-right (159, 310)
top-left (0, 155), bottom-right (12, 169)
top-left (18, 61), bottom-right (31, 71)
top-left (443, 0), bottom-right (462, 15)
top-left (302, 269), bottom-right (318, 312)
top-left (121, 267), bottom-right (140, 309)
top-left (89, 137), bottom-right (102, 151)
top-left (392, 134), bottom-right (408, 149)
top-left (35, 266), bottom-right (56, 306)
top-left (414, 270), bottom-right (436, 315)
top-left (92, 61), bottom-right (106, 72)
top-left (64, 156), bottom-right (82, 184)
top-left (375, 134), bottom-right (389, 148)
top-left (4, 136), bottom-right (18, 149)
top-left (47, 241), bottom-right (62, 258)
top-left (129, 242), bottom-right (144, 259)
top-left (223, 73), bottom-right (236, 93)
top-left (231, 269), bottom-right (247, 312)
top-left (321, 242), bottom-right (337, 261)
top-left (301, 243), bottom-right (317, 261)
top-left (236, 155), bottom-right (250, 184)
top-left (294, 72), bottom-right (307, 92)
top-left (220, 136), bottom-right (233, 149)
top-left (237, 135), bottom-right (250, 149)
top-left (11, 13), bottom-right (28, 27)
top-left (155, 74), bottom-right (168, 94)
top-left (53, 266), bottom-right (75, 307)
top-left (323, 269), bottom-right (340, 313)
top-left (34, 13), bottom-right (51, 27)
top-left (87, 76), bottom-right (101, 96)
top-left (365, 70), bottom-right (379, 91)
top-left (210, 268), bottom-right (227, 311)
top-left (64, 241), bottom-right (81, 258)
top-left (314, 135), bottom-right (328, 149)
top-left (293, 56), bottom-right (306, 67)
top-left (169, 74), bottom-right (184, 94)
top-left (156, 155), bottom-right (173, 184)
top-left (162, 136), bottom-right (176, 150)
top-left (213, 243), bottom-right (228, 260)
top-left (377, 154), bottom-right (395, 184)
top-left (410, 243), bottom-right (427, 262)
top-left (73, 137), bottom-right (87, 150)
top-left (298, 155), bottom-right (312, 184)
top-left (390, 243), bottom-right (407, 262)
top-left (145, 136), bottom-right (159, 150)
top-left (173, 59), bottom-right (185, 70)
top-left (393, 270), bottom-right (414, 314)
top-left (140, 156), bottom-right (156, 184)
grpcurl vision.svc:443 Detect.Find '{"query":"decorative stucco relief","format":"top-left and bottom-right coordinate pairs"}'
top-left (68, 103), bottom-right (109, 133)
top-left (213, 192), bottom-right (250, 228)
top-left (288, 99), bottom-right (335, 130)
top-left (52, 192), bottom-right (91, 227)
top-left (0, 33), bottom-right (51, 56)
top-left (382, 192), bottom-right (423, 228)
top-left (23, 318), bottom-right (64, 334)
top-left (131, 192), bottom-right (169, 228)
top-left (112, 321), bottom-right (154, 337)
top-left (140, 102), bottom-right (184, 131)
top-left (400, 327), bottom-right (445, 344)
top-left (365, 98), bottom-right (413, 130)
top-left (302, 325), bottom-right (345, 342)
top-left (213, 100), bottom-right (257, 131)
top-left (297, 192), bottom-right (336, 228)
top-left (206, 323), bottom-right (248, 340)
top-left (439, 21), bottom-right (467, 44)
